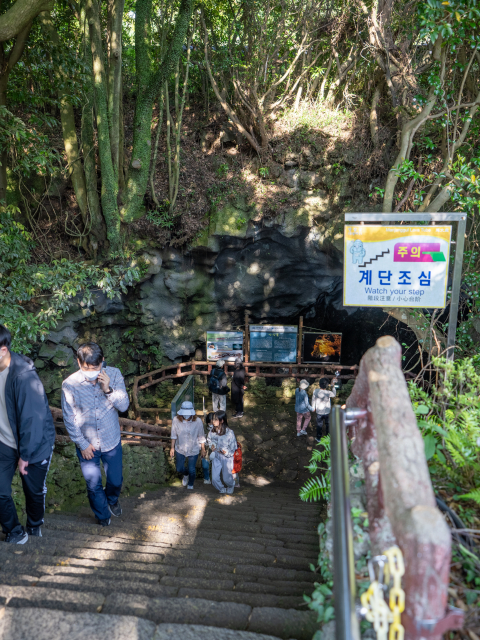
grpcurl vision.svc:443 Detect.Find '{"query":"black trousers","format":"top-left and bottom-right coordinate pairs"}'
top-left (0, 440), bottom-right (52, 534)
top-left (316, 414), bottom-right (330, 439)
top-left (232, 389), bottom-right (244, 414)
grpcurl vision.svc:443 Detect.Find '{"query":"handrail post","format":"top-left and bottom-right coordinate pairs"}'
top-left (331, 405), bottom-right (360, 640)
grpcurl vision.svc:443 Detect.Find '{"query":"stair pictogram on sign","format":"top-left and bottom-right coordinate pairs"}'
top-left (359, 248), bottom-right (391, 267)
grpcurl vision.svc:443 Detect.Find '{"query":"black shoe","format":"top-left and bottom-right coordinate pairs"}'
top-left (97, 517), bottom-right (111, 527)
top-left (108, 502), bottom-right (122, 517)
top-left (237, 412), bottom-right (244, 418)
top-left (27, 526), bottom-right (42, 537)
top-left (5, 529), bottom-right (28, 544)
top-left (315, 438), bottom-right (321, 443)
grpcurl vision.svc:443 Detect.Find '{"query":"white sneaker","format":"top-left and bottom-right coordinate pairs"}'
top-left (182, 476), bottom-right (189, 486)
top-left (226, 486), bottom-right (234, 494)
top-left (296, 431), bottom-right (302, 437)
top-left (204, 479), bottom-right (211, 485)
top-left (187, 485), bottom-right (194, 490)
top-left (300, 429), bottom-right (308, 435)
top-left (219, 488), bottom-right (227, 494)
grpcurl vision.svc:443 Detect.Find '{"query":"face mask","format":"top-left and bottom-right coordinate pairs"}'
top-left (83, 369), bottom-right (100, 380)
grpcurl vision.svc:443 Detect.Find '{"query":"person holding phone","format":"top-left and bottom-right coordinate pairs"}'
top-left (207, 411), bottom-right (237, 494)
top-left (61, 342), bottom-right (129, 526)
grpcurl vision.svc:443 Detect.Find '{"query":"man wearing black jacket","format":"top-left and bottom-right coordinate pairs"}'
top-left (0, 324), bottom-right (55, 544)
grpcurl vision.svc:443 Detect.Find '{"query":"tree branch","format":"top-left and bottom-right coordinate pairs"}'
top-left (201, 10), bottom-right (261, 155)
top-left (0, 0), bottom-right (52, 42)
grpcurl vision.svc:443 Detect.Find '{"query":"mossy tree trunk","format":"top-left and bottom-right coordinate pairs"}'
top-left (120, 0), bottom-right (194, 223)
top-left (78, 3), bottom-right (106, 252)
top-left (85, 0), bottom-right (121, 253)
top-left (106, 0), bottom-right (124, 186)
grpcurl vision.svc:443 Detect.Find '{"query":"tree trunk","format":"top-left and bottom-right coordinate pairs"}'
top-left (86, 0), bottom-right (121, 253)
top-left (370, 82), bottom-right (382, 147)
top-left (0, 82), bottom-right (7, 203)
top-left (121, 0), bottom-right (194, 223)
top-left (0, 0), bottom-right (52, 42)
top-left (106, 0), bottom-right (124, 184)
top-left (39, 11), bottom-right (89, 220)
top-left (79, 3), bottom-right (106, 251)
top-left (382, 37), bottom-right (445, 213)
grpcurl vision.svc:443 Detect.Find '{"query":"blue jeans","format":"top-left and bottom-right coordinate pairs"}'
top-left (175, 452), bottom-right (199, 487)
top-left (77, 441), bottom-right (123, 521)
top-left (201, 457), bottom-right (210, 481)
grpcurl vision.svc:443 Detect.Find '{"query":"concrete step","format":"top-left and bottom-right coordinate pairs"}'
top-left (102, 593), bottom-right (318, 640)
top-left (0, 607), bottom-right (287, 640)
top-left (1, 480), bottom-right (322, 639)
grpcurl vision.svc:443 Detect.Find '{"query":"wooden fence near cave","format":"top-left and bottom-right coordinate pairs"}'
top-left (132, 360), bottom-right (359, 420)
top-left (50, 407), bottom-right (171, 449)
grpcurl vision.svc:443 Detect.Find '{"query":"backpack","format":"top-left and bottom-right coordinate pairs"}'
top-left (208, 368), bottom-right (224, 394)
top-left (233, 443), bottom-right (243, 474)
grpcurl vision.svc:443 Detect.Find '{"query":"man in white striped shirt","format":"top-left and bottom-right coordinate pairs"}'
top-left (62, 342), bottom-right (129, 526)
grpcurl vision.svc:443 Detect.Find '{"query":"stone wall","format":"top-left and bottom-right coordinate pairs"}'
top-left (31, 210), bottom-right (414, 406)
top-left (11, 442), bottom-right (167, 514)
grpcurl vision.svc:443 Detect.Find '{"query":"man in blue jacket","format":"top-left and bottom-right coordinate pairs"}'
top-left (0, 324), bottom-right (55, 544)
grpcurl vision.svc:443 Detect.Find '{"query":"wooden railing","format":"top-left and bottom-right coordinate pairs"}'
top-left (346, 337), bottom-right (463, 639)
top-left (50, 407), bottom-right (171, 448)
top-left (132, 360), bottom-right (358, 417)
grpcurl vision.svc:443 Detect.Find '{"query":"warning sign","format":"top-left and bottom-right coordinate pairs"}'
top-left (344, 225), bottom-right (452, 308)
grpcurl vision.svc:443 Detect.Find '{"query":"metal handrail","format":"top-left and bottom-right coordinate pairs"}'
top-left (330, 405), bottom-right (361, 640)
top-left (171, 374), bottom-right (195, 420)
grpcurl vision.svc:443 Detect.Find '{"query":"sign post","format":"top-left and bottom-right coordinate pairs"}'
top-left (297, 316), bottom-right (303, 364)
top-left (345, 213), bottom-right (466, 360)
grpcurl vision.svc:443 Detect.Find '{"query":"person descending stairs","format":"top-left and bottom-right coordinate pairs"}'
top-left (0, 481), bottom-right (320, 640)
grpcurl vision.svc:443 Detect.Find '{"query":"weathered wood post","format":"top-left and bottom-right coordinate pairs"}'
top-left (347, 336), bottom-right (462, 640)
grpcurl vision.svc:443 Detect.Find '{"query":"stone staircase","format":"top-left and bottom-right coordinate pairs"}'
top-left (0, 480), bottom-right (320, 640)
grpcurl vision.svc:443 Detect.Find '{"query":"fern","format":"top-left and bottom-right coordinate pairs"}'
top-left (299, 435), bottom-right (331, 502)
top-left (299, 475), bottom-right (330, 502)
top-left (459, 488), bottom-right (480, 506)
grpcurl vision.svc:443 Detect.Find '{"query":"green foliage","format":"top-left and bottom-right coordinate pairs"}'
top-left (0, 107), bottom-right (61, 180)
top-left (299, 436), bottom-right (331, 502)
top-left (0, 204), bottom-right (142, 354)
top-left (409, 356), bottom-right (480, 504)
top-left (216, 163), bottom-right (229, 178)
top-left (304, 521), bottom-right (335, 626)
top-left (146, 206), bottom-right (175, 229)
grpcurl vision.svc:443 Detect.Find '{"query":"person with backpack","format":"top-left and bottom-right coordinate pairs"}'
top-left (295, 379), bottom-right (313, 437)
top-left (209, 360), bottom-right (229, 412)
top-left (207, 411), bottom-right (237, 494)
top-left (311, 377), bottom-right (338, 443)
top-left (0, 324), bottom-right (55, 544)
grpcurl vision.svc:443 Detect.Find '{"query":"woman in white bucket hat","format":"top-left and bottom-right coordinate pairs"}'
top-left (170, 401), bottom-right (206, 489)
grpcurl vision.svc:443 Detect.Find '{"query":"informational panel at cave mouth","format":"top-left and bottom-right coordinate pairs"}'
top-left (249, 325), bottom-right (298, 363)
top-left (302, 332), bottom-right (342, 364)
top-left (344, 225), bottom-right (452, 308)
top-left (206, 331), bottom-right (244, 362)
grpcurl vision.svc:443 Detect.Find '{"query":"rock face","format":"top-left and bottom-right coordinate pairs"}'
top-left (35, 217), bottom-right (412, 403)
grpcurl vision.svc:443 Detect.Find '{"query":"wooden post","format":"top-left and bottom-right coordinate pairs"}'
top-left (297, 316), bottom-right (303, 365)
top-left (244, 309), bottom-right (250, 363)
top-left (346, 337), bottom-right (459, 639)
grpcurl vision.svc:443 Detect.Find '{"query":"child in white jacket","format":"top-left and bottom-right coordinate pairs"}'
top-left (311, 377), bottom-right (337, 443)
top-left (207, 411), bottom-right (237, 494)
